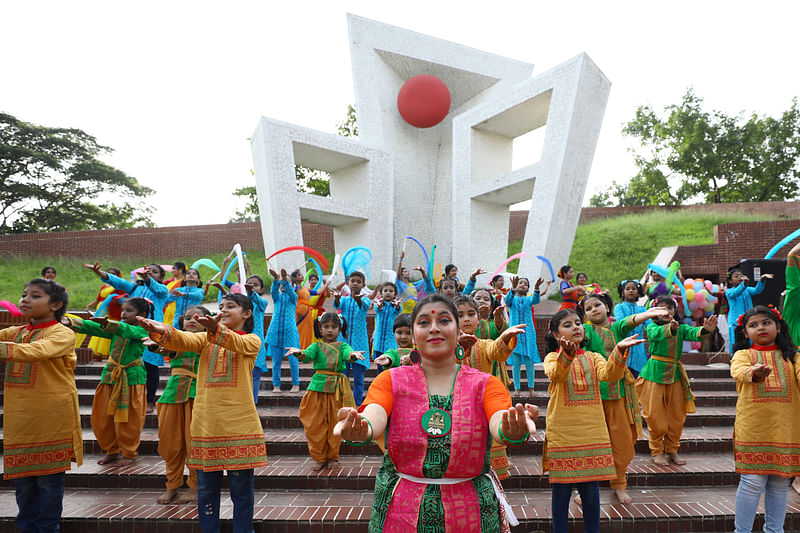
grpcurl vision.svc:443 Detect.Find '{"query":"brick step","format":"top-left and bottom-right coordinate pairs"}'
top-left (0, 485), bottom-right (794, 533)
top-left (11, 404), bottom-right (735, 432)
top-left (0, 453), bottom-right (741, 492)
top-left (0, 426), bottom-right (735, 457)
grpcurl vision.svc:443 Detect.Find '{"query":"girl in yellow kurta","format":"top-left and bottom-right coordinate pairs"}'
top-left (452, 295), bottom-right (527, 480)
top-left (730, 305), bottom-right (800, 533)
top-left (0, 279), bottom-right (83, 532)
top-left (543, 308), bottom-right (642, 533)
top-left (139, 293), bottom-right (267, 533)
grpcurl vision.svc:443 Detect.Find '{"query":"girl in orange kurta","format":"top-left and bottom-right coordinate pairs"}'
top-left (293, 270), bottom-right (326, 349)
top-left (542, 308), bottom-right (642, 533)
top-left (730, 306), bottom-right (800, 533)
top-left (139, 293), bottom-right (267, 533)
top-left (0, 279), bottom-right (82, 533)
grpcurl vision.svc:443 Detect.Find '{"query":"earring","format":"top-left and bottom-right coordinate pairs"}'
top-left (456, 345), bottom-right (466, 360)
top-left (409, 349), bottom-right (421, 364)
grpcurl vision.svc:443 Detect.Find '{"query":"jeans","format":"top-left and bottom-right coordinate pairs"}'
top-left (552, 481), bottom-right (599, 533)
top-left (197, 469), bottom-right (255, 533)
top-left (252, 367), bottom-right (262, 404)
top-left (14, 472), bottom-right (65, 533)
top-left (346, 362), bottom-right (365, 405)
top-left (373, 350), bottom-right (384, 374)
top-left (270, 348), bottom-right (299, 388)
top-left (735, 474), bottom-right (790, 533)
top-left (509, 353), bottom-right (536, 390)
top-left (145, 362), bottom-right (160, 404)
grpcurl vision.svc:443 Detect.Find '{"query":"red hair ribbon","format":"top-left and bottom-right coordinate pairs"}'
top-left (768, 305), bottom-right (783, 322)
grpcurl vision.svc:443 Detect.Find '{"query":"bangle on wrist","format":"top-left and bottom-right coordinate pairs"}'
top-left (498, 425), bottom-right (530, 447)
top-left (344, 417), bottom-right (373, 447)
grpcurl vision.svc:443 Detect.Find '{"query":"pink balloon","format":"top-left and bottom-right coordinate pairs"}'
top-left (689, 301), bottom-right (698, 311)
top-left (694, 292), bottom-right (705, 303)
top-left (704, 280), bottom-right (713, 291)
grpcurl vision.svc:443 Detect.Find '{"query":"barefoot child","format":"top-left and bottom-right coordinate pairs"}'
top-left (371, 282), bottom-right (401, 371)
top-left (505, 276), bottom-right (544, 390)
top-left (453, 295), bottom-right (527, 480)
top-left (579, 292), bottom-right (670, 503)
top-left (153, 305), bottom-right (210, 505)
top-left (286, 312), bottom-right (365, 470)
top-left (0, 279), bottom-right (82, 532)
top-left (334, 272), bottom-right (372, 404)
top-left (374, 314), bottom-right (415, 368)
top-left (636, 295), bottom-right (718, 466)
top-left (730, 306), bottom-right (800, 533)
top-left (613, 280), bottom-right (650, 376)
top-left (139, 293), bottom-right (267, 533)
top-left (64, 297), bottom-right (152, 466)
top-left (543, 309), bottom-right (642, 533)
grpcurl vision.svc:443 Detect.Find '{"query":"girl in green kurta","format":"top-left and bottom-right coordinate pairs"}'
top-left (286, 312), bottom-right (365, 470)
top-left (374, 314), bottom-right (414, 369)
top-left (63, 297), bottom-right (151, 466)
top-left (578, 292), bottom-right (670, 503)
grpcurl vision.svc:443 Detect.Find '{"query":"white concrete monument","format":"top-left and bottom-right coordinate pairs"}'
top-left (251, 14), bottom-right (610, 283)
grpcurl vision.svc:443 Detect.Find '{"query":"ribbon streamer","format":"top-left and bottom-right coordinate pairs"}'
top-left (764, 228), bottom-right (800, 259)
top-left (493, 252), bottom-right (528, 279)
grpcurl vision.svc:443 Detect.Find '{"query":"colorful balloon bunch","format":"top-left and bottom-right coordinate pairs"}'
top-left (683, 278), bottom-right (721, 319)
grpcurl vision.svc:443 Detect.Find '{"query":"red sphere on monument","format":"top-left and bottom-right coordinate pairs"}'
top-left (397, 75), bottom-right (451, 128)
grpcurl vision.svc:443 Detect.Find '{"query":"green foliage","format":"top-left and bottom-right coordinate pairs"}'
top-left (0, 113), bottom-right (154, 233)
top-left (231, 105), bottom-right (358, 222)
top-left (598, 89), bottom-right (800, 206)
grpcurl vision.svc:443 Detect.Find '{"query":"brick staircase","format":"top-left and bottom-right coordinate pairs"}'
top-left (1, 355), bottom-right (798, 533)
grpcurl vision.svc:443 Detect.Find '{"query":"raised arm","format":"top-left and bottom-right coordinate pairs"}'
top-left (207, 324), bottom-right (261, 359)
top-left (0, 326), bottom-right (76, 362)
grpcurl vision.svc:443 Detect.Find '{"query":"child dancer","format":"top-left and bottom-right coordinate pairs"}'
top-left (374, 314), bottom-right (414, 368)
top-left (613, 280), bottom-right (650, 376)
top-left (163, 262), bottom-right (187, 326)
top-left (472, 287), bottom-right (507, 339)
top-left (439, 277), bottom-right (459, 299)
top-left (579, 292), bottom-right (669, 503)
top-left (334, 272), bottom-right (371, 404)
top-left (372, 282), bottom-right (401, 371)
top-left (287, 312), bottom-right (364, 470)
top-left (505, 276), bottom-right (544, 390)
top-left (394, 251), bottom-right (437, 312)
top-left (637, 295), bottom-right (718, 465)
top-left (0, 279), bottom-right (82, 532)
top-left (543, 309), bottom-right (642, 533)
top-left (726, 267), bottom-right (773, 352)
top-left (266, 268), bottom-right (300, 393)
top-left (166, 268), bottom-right (204, 327)
top-left (64, 297), bottom-right (152, 466)
top-left (84, 262), bottom-right (169, 413)
top-left (85, 267), bottom-right (126, 359)
top-left (730, 306), bottom-right (800, 533)
top-left (138, 293), bottom-right (267, 533)
top-left (307, 273), bottom-right (328, 342)
top-left (453, 295), bottom-right (527, 479)
top-left (557, 265), bottom-right (583, 311)
top-left (245, 275), bottom-right (269, 403)
top-left (153, 305), bottom-right (210, 505)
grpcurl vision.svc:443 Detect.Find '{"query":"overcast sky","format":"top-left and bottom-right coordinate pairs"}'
top-left (3, 1), bottom-right (799, 227)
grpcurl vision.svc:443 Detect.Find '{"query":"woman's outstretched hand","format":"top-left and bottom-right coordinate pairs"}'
top-left (500, 403), bottom-right (538, 441)
top-left (333, 408), bottom-right (371, 442)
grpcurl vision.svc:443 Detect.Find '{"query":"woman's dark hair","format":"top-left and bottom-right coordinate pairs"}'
top-left (653, 294), bottom-right (680, 321)
top-left (26, 278), bottom-right (68, 321)
top-left (393, 313), bottom-right (412, 331)
top-left (445, 264), bottom-right (457, 276)
top-left (181, 268), bottom-right (202, 288)
top-left (490, 275), bottom-right (504, 287)
top-left (558, 265), bottom-right (573, 279)
top-left (545, 309), bottom-right (586, 353)
top-left (178, 305), bottom-right (212, 330)
top-left (313, 311), bottom-right (347, 338)
top-left (577, 292), bottom-right (614, 322)
top-left (221, 293), bottom-right (254, 333)
top-left (617, 280), bottom-right (644, 300)
top-left (348, 271), bottom-right (366, 283)
top-left (411, 294), bottom-right (460, 330)
top-left (172, 262), bottom-right (187, 276)
top-left (41, 266), bottom-right (56, 276)
top-left (732, 306), bottom-right (796, 362)
top-left (124, 297), bottom-right (154, 319)
top-left (107, 267), bottom-right (121, 277)
top-left (452, 294), bottom-right (478, 313)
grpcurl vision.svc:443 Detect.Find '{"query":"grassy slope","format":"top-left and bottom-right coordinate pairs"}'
top-left (0, 211), bottom-right (779, 308)
top-left (506, 210), bottom-right (781, 299)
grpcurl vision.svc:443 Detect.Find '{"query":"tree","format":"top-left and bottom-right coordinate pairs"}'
top-left (230, 105), bottom-right (358, 222)
top-left (595, 89), bottom-right (800, 206)
top-left (0, 113), bottom-right (154, 233)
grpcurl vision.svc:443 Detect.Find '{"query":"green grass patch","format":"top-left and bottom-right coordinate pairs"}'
top-left (507, 210), bottom-right (782, 301)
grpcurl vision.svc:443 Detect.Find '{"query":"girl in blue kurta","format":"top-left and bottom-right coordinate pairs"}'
top-left (166, 268), bottom-right (204, 328)
top-left (614, 280), bottom-right (651, 376)
top-left (84, 262), bottom-right (169, 412)
top-left (726, 268), bottom-right (773, 352)
top-left (266, 268), bottom-right (300, 393)
top-left (505, 276), bottom-right (544, 390)
top-left (334, 272), bottom-right (371, 405)
top-left (371, 282), bottom-right (401, 372)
